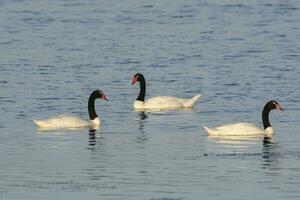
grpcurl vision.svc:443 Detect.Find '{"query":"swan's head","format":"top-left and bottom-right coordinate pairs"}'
top-left (131, 73), bottom-right (143, 85)
top-left (266, 100), bottom-right (283, 111)
top-left (93, 90), bottom-right (108, 101)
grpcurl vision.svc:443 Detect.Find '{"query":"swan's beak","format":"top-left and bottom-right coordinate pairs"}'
top-left (102, 95), bottom-right (108, 101)
top-left (276, 103), bottom-right (283, 111)
top-left (131, 77), bottom-right (138, 85)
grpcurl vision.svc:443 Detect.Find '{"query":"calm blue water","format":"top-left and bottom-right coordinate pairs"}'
top-left (1, 0), bottom-right (300, 199)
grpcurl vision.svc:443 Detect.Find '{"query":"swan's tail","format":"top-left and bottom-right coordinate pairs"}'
top-left (33, 120), bottom-right (46, 128)
top-left (203, 126), bottom-right (211, 135)
top-left (185, 94), bottom-right (201, 108)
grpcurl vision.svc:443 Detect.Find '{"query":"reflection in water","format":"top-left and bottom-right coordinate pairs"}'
top-left (263, 136), bottom-right (272, 144)
top-left (261, 138), bottom-right (281, 174)
top-left (136, 111), bottom-right (148, 143)
top-left (207, 134), bottom-right (263, 150)
top-left (36, 125), bottom-right (100, 132)
top-left (88, 129), bottom-right (97, 146)
top-left (139, 111), bottom-right (148, 120)
top-left (137, 111), bottom-right (147, 132)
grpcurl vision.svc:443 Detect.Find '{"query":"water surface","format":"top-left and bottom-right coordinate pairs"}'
top-left (0, 0), bottom-right (300, 199)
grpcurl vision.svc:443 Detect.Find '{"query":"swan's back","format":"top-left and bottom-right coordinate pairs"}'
top-left (135, 94), bottom-right (201, 109)
top-left (145, 96), bottom-right (185, 108)
top-left (203, 123), bottom-right (265, 136)
top-left (33, 115), bottom-right (91, 129)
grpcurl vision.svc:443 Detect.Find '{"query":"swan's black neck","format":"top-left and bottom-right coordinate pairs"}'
top-left (262, 104), bottom-right (272, 129)
top-left (88, 92), bottom-right (98, 120)
top-left (137, 75), bottom-right (146, 102)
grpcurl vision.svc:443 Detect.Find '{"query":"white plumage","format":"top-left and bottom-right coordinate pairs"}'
top-left (203, 100), bottom-right (282, 137)
top-left (132, 73), bottom-right (201, 110)
top-left (133, 95), bottom-right (201, 109)
top-left (203, 123), bottom-right (268, 136)
top-left (33, 115), bottom-right (100, 130)
top-left (33, 90), bottom-right (107, 130)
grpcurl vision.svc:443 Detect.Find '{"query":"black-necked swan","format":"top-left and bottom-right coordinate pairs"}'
top-left (33, 90), bottom-right (108, 129)
top-left (131, 73), bottom-right (201, 110)
top-left (203, 100), bottom-right (283, 136)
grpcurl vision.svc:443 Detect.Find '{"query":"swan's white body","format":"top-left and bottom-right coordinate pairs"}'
top-left (203, 101), bottom-right (283, 137)
top-left (203, 123), bottom-right (273, 136)
top-left (33, 115), bottom-right (100, 130)
top-left (133, 94), bottom-right (201, 109)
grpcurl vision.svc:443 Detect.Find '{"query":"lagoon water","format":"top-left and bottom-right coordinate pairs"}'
top-left (1, 0), bottom-right (300, 199)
